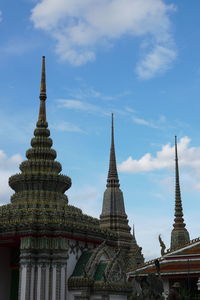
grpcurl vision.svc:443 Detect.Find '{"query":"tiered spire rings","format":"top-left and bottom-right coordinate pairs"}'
top-left (9, 57), bottom-right (71, 207)
top-left (170, 136), bottom-right (190, 249)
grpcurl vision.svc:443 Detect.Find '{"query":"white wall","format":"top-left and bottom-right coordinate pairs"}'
top-left (0, 247), bottom-right (11, 300)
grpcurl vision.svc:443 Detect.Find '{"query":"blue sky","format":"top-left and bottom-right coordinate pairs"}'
top-left (1, 0), bottom-right (200, 260)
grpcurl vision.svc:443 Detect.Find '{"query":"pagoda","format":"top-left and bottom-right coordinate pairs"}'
top-left (170, 136), bottom-right (190, 250)
top-left (100, 114), bottom-right (144, 262)
top-left (0, 57), bottom-right (141, 300)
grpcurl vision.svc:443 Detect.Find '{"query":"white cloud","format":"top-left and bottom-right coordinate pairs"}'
top-left (133, 117), bottom-right (155, 127)
top-left (132, 114), bottom-right (166, 129)
top-left (136, 45), bottom-right (177, 79)
top-left (125, 107), bottom-right (137, 114)
top-left (0, 150), bottom-right (23, 205)
top-left (57, 99), bottom-right (100, 112)
top-left (119, 136), bottom-right (200, 173)
top-left (57, 98), bottom-right (130, 117)
top-left (52, 121), bottom-right (85, 133)
top-left (66, 85), bottom-right (126, 101)
top-left (31, 0), bottom-right (176, 77)
top-left (57, 98), bottom-right (116, 116)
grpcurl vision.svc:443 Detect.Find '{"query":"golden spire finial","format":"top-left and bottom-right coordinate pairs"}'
top-left (38, 56), bottom-right (47, 122)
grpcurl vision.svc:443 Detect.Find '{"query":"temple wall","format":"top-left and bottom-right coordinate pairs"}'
top-left (19, 236), bottom-right (69, 300)
top-left (67, 241), bottom-right (80, 278)
top-left (18, 236), bottom-right (97, 300)
top-left (0, 247), bottom-right (11, 300)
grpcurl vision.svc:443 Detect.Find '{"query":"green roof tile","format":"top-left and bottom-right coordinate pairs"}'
top-left (72, 251), bottom-right (92, 277)
top-left (93, 262), bottom-right (107, 281)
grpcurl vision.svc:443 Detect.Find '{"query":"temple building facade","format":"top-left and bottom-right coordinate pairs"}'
top-left (0, 57), bottom-right (144, 300)
top-left (1, 57), bottom-right (199, 300)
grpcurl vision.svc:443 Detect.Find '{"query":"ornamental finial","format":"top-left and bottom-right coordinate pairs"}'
top-left (38, 56), bottom-right (47, 122)
top-left (107, 113), bottom-right (119, 187)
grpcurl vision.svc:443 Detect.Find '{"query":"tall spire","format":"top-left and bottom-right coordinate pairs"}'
top-left (38, 56), bottom-right (47, 122)
top-left (132, 224), bottom-right (136, 244)
top-left (100, 114), bottom-right (132, 249)
top-left (174, 135), bottom-right (183, 222)
top-left (9, 57), bottom-right (71, 207)
top-left (107, 113), bottom-right (119, 188)
top-left (170, 136), bottom-right (190, 249)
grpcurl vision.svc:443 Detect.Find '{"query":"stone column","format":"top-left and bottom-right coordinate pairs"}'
top-left (44, 265), bottom-right (50, 300)
top-left (30, 265), bottom-right (36, 300)
top-left (18, 250), bottom-right (35, 300)
top-left (18, 236), bottom-right (68, 300)
top-left (18, 264), bottom-right (28, 300)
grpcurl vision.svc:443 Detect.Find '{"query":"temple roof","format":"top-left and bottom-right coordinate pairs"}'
top-left (69, 242), bottom-right (132, 295)
top-left (127, 237), bottom-right (200, 278)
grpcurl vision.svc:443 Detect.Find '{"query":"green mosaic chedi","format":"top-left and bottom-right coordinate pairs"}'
top-left (9, 56), bottom-right (71, 208)
top-left (0, 56), bottom-right (116, 241)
